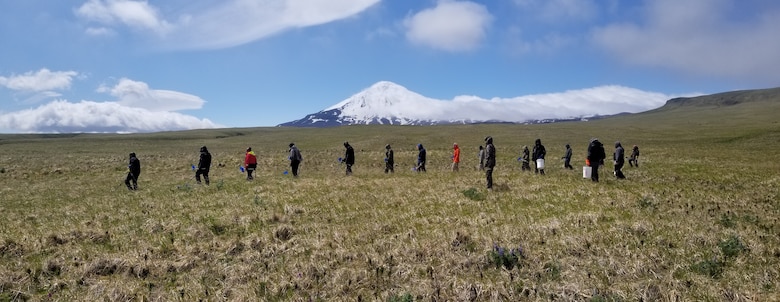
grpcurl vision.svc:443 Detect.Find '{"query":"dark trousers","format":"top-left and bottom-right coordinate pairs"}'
top-left (534, 160), bottom-right (545, 175)
top-left (417, 162), bottom-right (426, 172)
top-left (246, 164), bottom-right (257, 180)
top-left (486, 167), bottom-right (494, 189)
top-left (615, 162), bottom-right (626, 179)
top-left (291, 160), bottom-right (300, 177)
top-left (196, 169), bottom-right (210, 185)
top-left (125, 172), bottom-right (138, 190)
top-left (345, 164), bottom-right (353, 175)
top-left (564, 159), bottom-right (573, 169)
top-left (591, 165), bottom-right (600, 182)
top-left (385, 162), bottom-right (394, 173)
top-left (521, 160), bottom-right (530, 171)
top-left (629, 157), bottom-right (638, 167)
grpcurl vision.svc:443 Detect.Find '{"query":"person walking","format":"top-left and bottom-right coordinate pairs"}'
top-left (289, 143), bottom-right (303, 177)
top-left (484, 136), bottom-right (496, 189)
top-left (196, 146), bottom-right (212, 185)
top-left (532, 138), bottom-right (546, 175)
top-left (629, 145), bottom-right (640, 167)
top-left (125, 152), bottom-right (141, 190)
top-left (452, 143), bottom-right (460, 172)
top-left (587, 138), bottom-right (606, 182)
top-left (343, 141), bottom-right (355, 175)
top-left (562, 144), bottom-right (573, 170)
top-left (416, 144), bottom-right (427, 172)
top-left (244, 147), bottom-right (257, 180)
top-left (614, 141), bottom-right (626, 179)
top-left (521, 146), bottom-right (531, 171)
top-left (384, 144), bottom-right (394, 173)
top-left (478, 145), bottom-right (485, 171)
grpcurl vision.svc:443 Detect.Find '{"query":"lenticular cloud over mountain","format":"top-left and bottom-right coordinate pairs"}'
top-left (280, 81), bottom-right (675, 126)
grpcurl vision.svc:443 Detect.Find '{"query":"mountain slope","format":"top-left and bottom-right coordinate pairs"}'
top-left (279, 81), bottom-right (671, 127)
top-left (659, 87), bottom-right (780, 109)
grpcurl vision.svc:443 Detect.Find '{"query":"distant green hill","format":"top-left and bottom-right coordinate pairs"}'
top-left (608, 86), bottom-right (780, 138)
top-left (659, 87), bottom-right (780, 109)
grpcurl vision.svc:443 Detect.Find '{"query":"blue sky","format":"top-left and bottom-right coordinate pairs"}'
top-left (1, 0), bottom-right (779, 132)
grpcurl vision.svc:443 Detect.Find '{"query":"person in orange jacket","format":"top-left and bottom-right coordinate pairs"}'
top-left (452, 143), bottom-right (461, 172)
top-left (244, 147), bottom-right (258, 180)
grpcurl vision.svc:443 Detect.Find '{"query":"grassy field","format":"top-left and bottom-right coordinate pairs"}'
top-left (1, 96), bottom-right (779, 301)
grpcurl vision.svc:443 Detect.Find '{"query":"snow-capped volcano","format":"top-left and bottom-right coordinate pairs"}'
top-left (278, 81), bottom-right (674, 127)
top-left (279, 81), bottom-right (456, 126)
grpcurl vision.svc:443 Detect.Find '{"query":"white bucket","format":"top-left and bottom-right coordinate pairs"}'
top-left (536, 158), bottom-right (545, 169)
top-left (583, 166), bottom-right (592, 178)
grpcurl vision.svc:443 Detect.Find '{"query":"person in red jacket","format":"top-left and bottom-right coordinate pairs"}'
top-left (244, 147), bottom-right (258, 180)
top-left (452, 143), bottom-right (460, 172)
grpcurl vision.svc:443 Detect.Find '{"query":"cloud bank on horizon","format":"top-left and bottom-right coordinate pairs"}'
top-left (1, 0), bottom-right (778, 133)
top-left (329, 82), bottom-right (678, 123)
top-left (0, 71), bottom-right (218, 133)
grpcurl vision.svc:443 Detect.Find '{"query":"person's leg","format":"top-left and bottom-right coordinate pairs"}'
top-left (591, 165), bottom-right (599, 182)
top-left (195, 170), bottom-right (202, 184)
top-left (534, 161), bottom-right (539, 174)
top-left (125, 173), bottom-right (134, 190)
top-left (615, 163), bottom-right (625, 179)
top-left (486, 168), bottom-right (493, 189)
top-left (204, 170), bottom-right (210, 185)
top-left (132, 174), bottom-right (138, 190)
top-left (292, 161), bottom-right (300, 177)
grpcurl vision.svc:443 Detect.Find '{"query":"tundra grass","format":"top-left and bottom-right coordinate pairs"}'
top-left (1, 106), bottom-right (779, 300)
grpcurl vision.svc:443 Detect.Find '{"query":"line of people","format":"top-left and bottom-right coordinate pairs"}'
top-left (123, 139), bottom-right (639, 190)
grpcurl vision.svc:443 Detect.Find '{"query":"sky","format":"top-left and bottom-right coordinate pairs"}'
top-left (1, 0), bottom-right (779, 133)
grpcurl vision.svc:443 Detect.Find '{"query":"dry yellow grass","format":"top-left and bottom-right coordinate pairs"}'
top-left (1, 115), bottom-right (779, 301)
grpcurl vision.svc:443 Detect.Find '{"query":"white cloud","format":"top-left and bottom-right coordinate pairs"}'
top-left (0, 69), bottom-right (79, 92)
top-left (513, 0), bottom-right (598, 23)
top-left (404, 1), bottom-right (492, 52)
top-left (333, 82), bottom-right (683, 124)
top-left (97, 78), bottom-right (205, 111)
top-left (0, 100), bottom-right (219, 133)
top-left (591, 0), bottom-right (780, 82)
top-left (441, 86), bottom-right (673, 122)
top-left (85, 27), bottom-right (116, 37)
top-left (74, 0), bottom-right (381, 50)
top-left (75, 0), bottom-right (172, 34)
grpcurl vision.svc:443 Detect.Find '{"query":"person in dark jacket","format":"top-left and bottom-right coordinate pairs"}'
top-left (343, 142), bottom-right (355, 175)
top-left (384, 144), bottom-right (394, 173)
top-left (629, 145), bottom-right (640, 167)
top-left (289, 143), bottom-right (303, 177)
top-left (521, 145), bottom-right (531, 171)
top-left (196, 146), bottom-right (211, 185)
top-left (587, 138), bottom-right (606, 182)
top-left (484, 136), bottom-right (496, 189)
top-left (614, 141), bottom-right (626, 179)
top-left (125, 152), bottom-right (141, 190)
top-left (562, 144), bottom-right (573, 170)
top-left (416, 144), bottom-right (426, 172)
top-left (244, 147), bottom-right (257, 180)
top-left (532, 138), bottom-right (546, 175)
